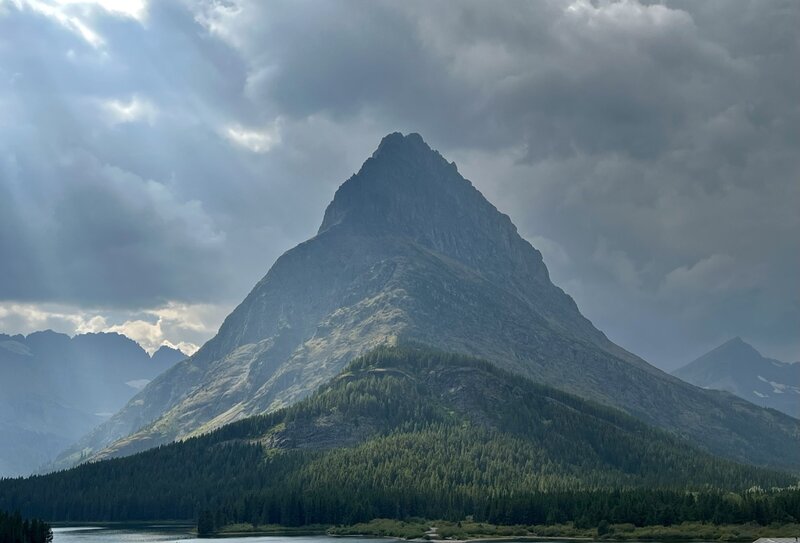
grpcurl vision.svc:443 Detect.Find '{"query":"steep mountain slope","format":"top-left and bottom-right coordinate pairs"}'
top-left (2, 348), bottom-right (793, 525)
top-left (55, 132), bottom-right (800, 471)
top-left (0, 331), bottom-right (184, 476)
top-left (674, 338), bottom-right (799, 418)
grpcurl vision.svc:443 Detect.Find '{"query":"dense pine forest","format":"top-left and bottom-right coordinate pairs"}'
top-left (1, 348), bottom-right (797, 530)
top-left (0, 511), bottom-right (51, 543)
top-left (199, 488), bottom-right (800, 533)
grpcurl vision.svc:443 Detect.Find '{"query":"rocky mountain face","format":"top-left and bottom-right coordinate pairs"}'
top-left (673, 338), bottom-right (799, 418)
top-left (54, 132), bottom-right (800, 472)
top-left (0, 331), bottom-right (185, 476)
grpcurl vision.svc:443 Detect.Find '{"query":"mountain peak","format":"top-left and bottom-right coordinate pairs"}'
top-left (316, 132), bottom-right (550, 286)
top-left (715, 336), bottom-right (759, 357)
top-left (151, 344), bottom-right (187, 366)
top-left (318, 132), bottom-right (465, 235)
top-left (673, 337), bottom-right (799, 418)
top-left (372, 131), bottom-right (428, 157)
top-left (371, 132), bottom-right (455, 168)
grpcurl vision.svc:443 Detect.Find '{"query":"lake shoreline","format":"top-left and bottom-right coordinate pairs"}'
top-left (50, 520), bottom-right (800, 542)
top-left (212, 519), bottom-right (800, 542)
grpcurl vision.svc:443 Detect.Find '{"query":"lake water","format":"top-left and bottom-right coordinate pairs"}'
top-left (53, 527), bottom-right (392, 543)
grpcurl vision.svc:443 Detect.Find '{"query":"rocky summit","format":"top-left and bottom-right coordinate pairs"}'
top-left (54, 132), bottom-right (800, 471)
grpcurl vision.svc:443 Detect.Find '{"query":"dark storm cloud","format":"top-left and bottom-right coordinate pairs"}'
top-left (0, 0), bottom-right (797, 366)
top-left (209, 1), bottom-right (763, 158)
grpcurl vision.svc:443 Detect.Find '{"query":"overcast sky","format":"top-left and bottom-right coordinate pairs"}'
top-left (0, 0), bottom-right (797, 369)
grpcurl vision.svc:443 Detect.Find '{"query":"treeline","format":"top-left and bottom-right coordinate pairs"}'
top-left (0, 511), bottom-right (51, 543)
top-left (2, 430), bottom-right (797, 527)
top-left (0, 348), bottom-right (796, 530)
top-left (196, 487), bottom-right (800, 532)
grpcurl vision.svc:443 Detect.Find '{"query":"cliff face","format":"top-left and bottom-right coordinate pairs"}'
top-left (54, 133), bottom-right (800, 471)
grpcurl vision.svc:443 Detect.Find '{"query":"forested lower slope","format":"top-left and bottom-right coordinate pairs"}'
top-left (0, 511), bottom-right (51, 543)
top-left (1, 347), bottom-right (795, 525)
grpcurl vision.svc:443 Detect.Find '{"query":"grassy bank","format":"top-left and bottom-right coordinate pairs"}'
top-left (213, 523), bottom-right (330, 537)
top-left (325, 518), bottom-right (800, 541)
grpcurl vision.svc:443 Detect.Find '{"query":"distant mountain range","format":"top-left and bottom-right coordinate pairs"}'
top-left (52, 132), bottom-right (800, 472)
top-left (0, 331), bottom-right (185, 476)
top-left (673, 338), bottom-right (799, 418)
